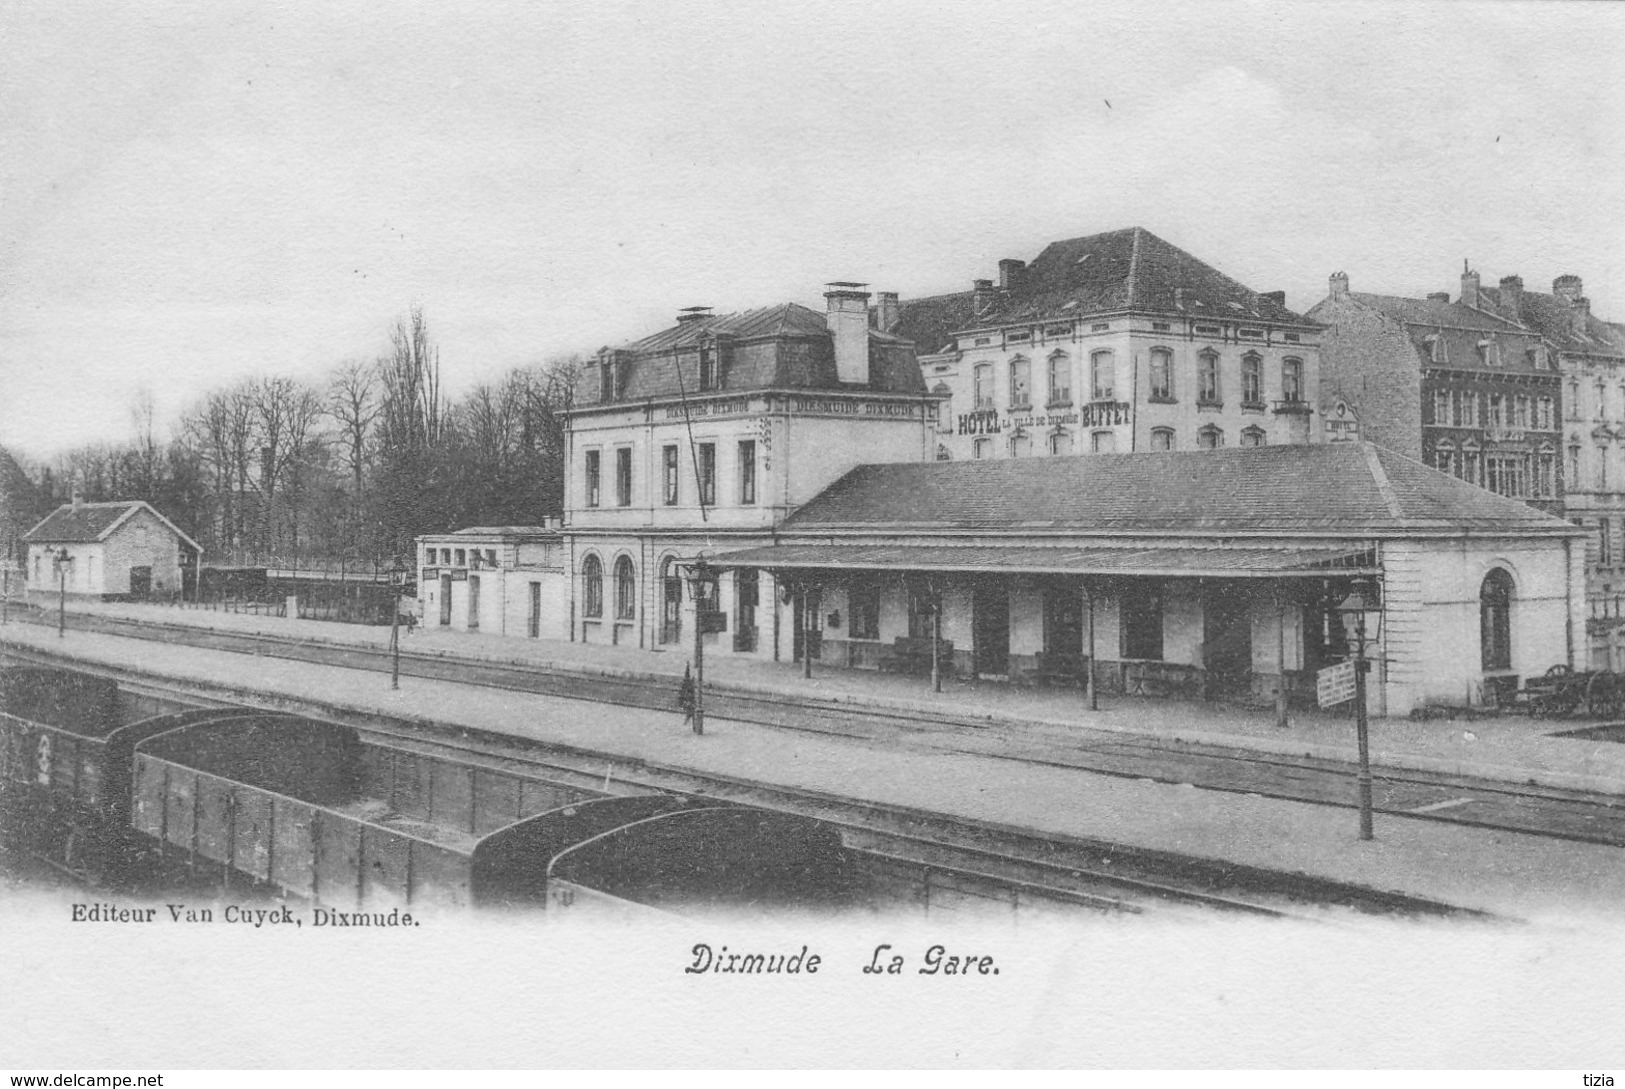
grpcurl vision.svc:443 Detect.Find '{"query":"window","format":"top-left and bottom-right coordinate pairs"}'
top-left (1120, 583), bottom-right (1164, 660)
top-left (973, 438), bottom-right (992, 460)
top-left (1426, 335), bottom-right (1447, 364)
top-left (485, 549), bottom-right (497, 567)
top-left (1455, 389), bottom-right (1479, 428)
top-left (1433, 389), bottom-right (1452, 426)
top-left (734, 568), bottom-right (758, 651)
top-left (699, 343), bottom-right (718, 390)
top-left (1090, 430), bottom-right (1116, 454)
top-left (1476, 339), bottom-right (1493, 366)
top-left (1150, 428), bottom-right (1175, 452)
top-left (1597, 445), bottom-right (1609, 491)
top-left (1479, 569), bottom-right (1513, 671)
top-left (1197, 425), bottom-right (1223, 450)
top-left (1569, 379), bottom-right (1582, 420)
top-left (1597, 380), bottom-right (1609, 420)
top-left (599, 361), bottom-right (614, 401)
top-left (1528, 346), bottom-right (1549, 369)
top-left (933, 382), bottom-right (952, 429)
top-left (615, 447), bottom-right (632, 507)
top-left (1604, 520), bottom-right (1616, 567)
top-left (1282, 357), bottom-right (1303, 402)
top-left (698, 443), bottom-right (716, 506)
top-left (663, 445), bottom-right (679, 505)
top-left (1240, 426), bottom-right (1266, 447)
top-left (1091, 351), bottom-right (1115, 401)
top-left (1486, 453), bottom-right (1528, 498)
top-left (1435, 441), bottom-right (1458, 477)
top-left (1487, 394), bottom-right (1505, 428)
top-left (454, 548), bottom-right (466, 566)
top-left (614, 556), bottom-right (636, 620)
top-left (583, 555), bottom-right (603, 618)
top-left (738, 440), bottom-right (756, 504)
top-left (1047, 353), bottom-right (1071, 406)
top-left (1198, 351), bottom-right (1221, 404)
top-left (1149, 348), bottom-right (1174, 401)
top-left (1010, 432), bottom-right (1032, 458)
top-left (585, 450), bottom-right (601, 508)
top-left (1241, 353), bottom-right (1263, 406)
top-left (1153, 321), bottom-right (1171, 332)
top-left (1537, 397), bottom-right (1554, 430)
top-left (1513, 395), bottom-right (1531, 429)
top-left (973, 364), bottom-right (994, 411)
top-left (440, 548), bottom-right (451, 564)
top-left (848, 578), bottom-right (880, 640)
top-left (1461, 442), bottom-right (1482, 485)
top-left (1569, 444), bottom-right (1582, 489)
top-left (1009, 357), bottom-right (1031, 409)
top-left (1049, 430), bottom-right (1073, 456)
top-left (1535, 446), bottom-right (1556, 497)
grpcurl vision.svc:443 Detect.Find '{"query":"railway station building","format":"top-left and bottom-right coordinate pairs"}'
top-left (416, 523), bottom-right (566, 638)
top-left (889, 227), bottom-right (1324, 463)
top-left (561, 283), bottom-right (939, 656)
top-left (710, 443), bottom-right (1587, 717)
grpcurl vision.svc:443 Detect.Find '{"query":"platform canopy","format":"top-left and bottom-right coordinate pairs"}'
top-left (710, 543), bottom-right (1380, 580)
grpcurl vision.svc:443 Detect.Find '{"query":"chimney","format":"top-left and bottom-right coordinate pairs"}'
top-left (1427, 292), bottom-right (1451, 304)
top-left (1460, 263), bottom-right (1481, 309)
top-left (675, 306), bottom-right (713, 324)
top-left (875, 291), bottom-right (901, 333)
top-left (1497, 275), bottom-right (1524, 323)
top-left (1554, 274), bottom-right (1584, 304)
top-left (972, 278), bottom-right (996, 314)
top-left (1328, 271), bottom-right (1349, 299)
top-left (1259, 290), bottom-right (1285, 308)
top-left (998, 258), bottom-right (1026, 292)
top-left (824, 281), bottom-right (872, 385)
top-left (71, 475), bottom-right (84, 511)
top-left (1573, 297), bottom-right (1592, 336)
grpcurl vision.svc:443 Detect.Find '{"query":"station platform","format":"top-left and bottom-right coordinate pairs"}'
top-left (3, 601), bottom-right (1623, 922)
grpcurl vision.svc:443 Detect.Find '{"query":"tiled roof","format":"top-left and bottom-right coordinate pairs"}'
top-left (1481, 287), bottom-right (1625, 358)
top-left (625, 303), bottom-right (834, 354)
top-left (714, 542), bottom-right (1379, 578)
top-left (1347, 292), bottom-right (1521, 333)
top-left (969, 227), bottom-right (1306, 329)
top-left (784, 443), bottom-right (1573, 536)
top-left (887, 290), bottom-right (978, 356)
top-left (23, 501), bottom-right (201, 550)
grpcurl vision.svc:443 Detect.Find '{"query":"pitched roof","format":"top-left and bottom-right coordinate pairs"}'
top-left (784, 443), bottom-right (1574, 537)
top-left (971, 227), bottom-right (1307, 329)
top-left (625, 303), bottom-right (835, 354)
top-left (887, 290), bottom-right (979, 355)
top-left (1346, 292), bottom-right (1522, 333)
top-left (23, 501), bottom-right (202, 551)
top-left (1480, 286), bottom-right (1625, 358)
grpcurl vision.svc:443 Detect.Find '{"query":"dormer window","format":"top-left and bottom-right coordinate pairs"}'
top-left (698, 343), bottom-right (718, 391)
top-left (1476, 339), bottom-right (1495, 366)
top-left (1424, 334), bottom-right (1447, 364)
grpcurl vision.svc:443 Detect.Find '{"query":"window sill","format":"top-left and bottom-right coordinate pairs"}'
top-left (1196, 400), bottom-right (1224, 411)
top-left (1240, 401), bottom-right (1267, 414)
top-left (1046, 400), bottom-right (1074, 410)
top-left (1009, 403), bottom-right (1033, 412)
top-left (1147, 395), bottom-right (1177, 405)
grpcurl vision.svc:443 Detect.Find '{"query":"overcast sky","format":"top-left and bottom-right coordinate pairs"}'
top-left (2, 0), bottom-right (1622, 460)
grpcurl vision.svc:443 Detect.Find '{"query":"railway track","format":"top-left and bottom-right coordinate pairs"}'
top-left (3, 625), bottom-right (1488, 920)
top-left (11, 608), bottom-right (1624, 851)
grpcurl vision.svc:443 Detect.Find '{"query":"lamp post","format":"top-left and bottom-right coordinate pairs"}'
top-left (51, 547), bottom-right (70, 638)
top-left (1334, 578), bottom-right (1382, 841)
top-left (682, 555), bottom-right (717, 735)
top-left (387, 555), bottom-right (408, 690)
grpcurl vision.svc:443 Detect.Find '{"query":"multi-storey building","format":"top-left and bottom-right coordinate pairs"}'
top-left (563, 285), bottom-right (938, 660)
top-left (888, 227), bottom-right (1322, 462)
top-left (1306, 268), bottom-right (1562, 515)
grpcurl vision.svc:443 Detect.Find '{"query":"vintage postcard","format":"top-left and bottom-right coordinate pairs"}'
top-left (2, 0), bottom-right (1624, 1073)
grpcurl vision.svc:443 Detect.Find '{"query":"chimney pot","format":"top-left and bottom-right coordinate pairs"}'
top-left (1460, 265), bottom-right (1482, 309)
top-left (875, 291), bottom-right (901, 333)
top-left (997, 259), bottom-right (1027, 292)
top-left (1497, 274), bottom-right (1524, 323)
top-left (1554, 275), bottom-right (1584, 304)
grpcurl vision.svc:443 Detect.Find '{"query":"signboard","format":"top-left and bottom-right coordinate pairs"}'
top-left (1317, 660), bottom-right (1357, 708)
top-left (698, 610), bottom-right (728, 634)
top-left (448, 568), bottom-right (468, 582)
top-left (422, 567), bottom-right (440, 579)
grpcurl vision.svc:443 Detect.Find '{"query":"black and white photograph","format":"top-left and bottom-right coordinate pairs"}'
top-left (2, 0), bottom-right (1624, 1074)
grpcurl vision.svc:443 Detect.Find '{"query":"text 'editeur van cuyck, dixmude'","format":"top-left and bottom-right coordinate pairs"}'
top-left (69, 902), bottom-right (420, 928)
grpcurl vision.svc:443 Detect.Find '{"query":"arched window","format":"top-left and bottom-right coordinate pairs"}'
top-left (932, 381), bottom-right (952, 430)
top-left (1090, 430), bottom-right (1116, 454)
top-left (1198, 350), bottom-right (1221, 404)
top-left (1048, 430), bottom-right (1073, 456)
top-left (660, 559), bottom-right (682, 644)
top-left (1197, 425), bottom-right (1223, 450)
top-left (1282, 357), bottom-right (1303, 403)
top-left (973, 437), bottom-right (992, 460)
top-left (1534, 444), bottom-right (1555, 497)
top-left (1047, 352), bottom-right (1072, 406)
top-left (1009, 356), bottom-right (1031, 409)
top-left (582, 555), bottom-right (604, 618)
top-left (1434, 439), bottom-right (1456, 477)
top-left (1241, 353), bottom-right (1263, 406)
top-left (1240, 426), bottom-right (1266, 447)
top-left (614, 556), bottom-right (636, 620)
top-left (1461, 439), bottom-right (1482, 485)
top-left (1010, 431), bottom-right (1032, 458)
top-left (1149, 348), bottom-right (1174, 401)
top-left (1480, 568), bottom-right (1513, 671)
top-left (1090, 350), bottom-right (1115, 401)
top-left (973, 364), bottom-right (994, 411)
top-left (1150, 427), bottom-right (1175, 452)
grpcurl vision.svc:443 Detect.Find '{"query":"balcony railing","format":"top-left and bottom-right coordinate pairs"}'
top-left (1272, 398), bottom-right (1313, 415)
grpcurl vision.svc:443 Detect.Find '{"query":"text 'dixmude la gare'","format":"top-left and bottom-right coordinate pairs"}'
top-left (685, 943), bottom-right (1000, 977)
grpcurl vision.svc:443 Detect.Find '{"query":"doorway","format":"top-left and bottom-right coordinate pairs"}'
top-left (128, 565), bottom-right (151, 599)
top-left (1203, 584), bottom-right (1255, 697)
top-left (439, 575), bottom-right (452, 625)
top-left (528, 582), bottom-right (541, 638)
top-left (973, 580), bottom-right (1010, 677)
top-left (1043, 583), bottom-right (1083, 656)
top-left (792, 588), bottom-right (822, 662)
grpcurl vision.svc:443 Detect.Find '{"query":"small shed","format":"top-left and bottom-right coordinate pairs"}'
top-left (23, 499), bottom-right (201, 600)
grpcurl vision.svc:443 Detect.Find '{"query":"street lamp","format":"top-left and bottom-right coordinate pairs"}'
top-left (681, 554), bottom-right (718, 735)
top-left (387, 555), bottom-right (408, 690)
top-left (50, 547), bottom-right (70, 638)
top-left (1334, 577), bottom-right (1383, 841)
